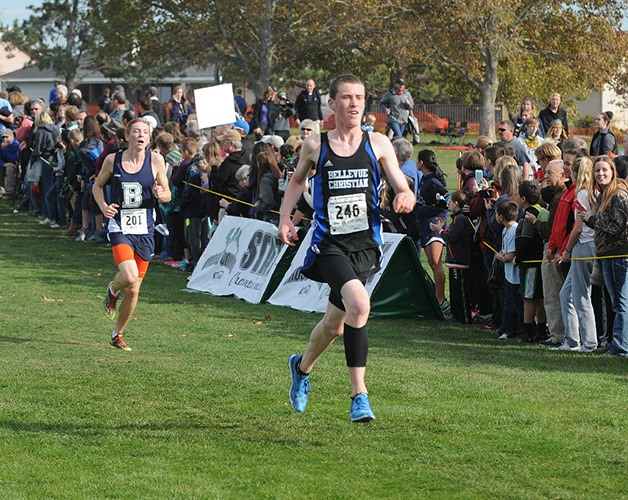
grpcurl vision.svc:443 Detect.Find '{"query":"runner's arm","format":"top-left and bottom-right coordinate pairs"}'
top-left (370, 132), bottom-right (415, 214)
top-left (93, 153), bottom-right (118, 218)
top-left (151, 152), bottom-right (172, 203)
top-left (277, 135), bottom-right (319, 246)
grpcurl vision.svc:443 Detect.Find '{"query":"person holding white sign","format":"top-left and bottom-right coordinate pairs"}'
top-left (93, 118), bottom-right (171, 351)
top-left (278, 74), bottom-right (415, 422)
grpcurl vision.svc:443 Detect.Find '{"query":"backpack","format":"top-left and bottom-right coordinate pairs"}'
top-left (78, 139), bottom-right (103, 177)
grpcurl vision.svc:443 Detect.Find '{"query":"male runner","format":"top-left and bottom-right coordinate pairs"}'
top-left (93, 118), bottom-right (171, 350)
top-left (277, 74), bottom-right (415, 422)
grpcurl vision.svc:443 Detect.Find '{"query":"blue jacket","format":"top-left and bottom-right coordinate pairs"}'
top-left (180, 162), bottom-right (206, 219)
top-left (414, 172), bottom-right (448, 237)
top-left (0, 138), bottom-right (20, 167)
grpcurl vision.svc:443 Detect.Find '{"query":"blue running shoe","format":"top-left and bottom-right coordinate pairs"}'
top-left (288, 354), bottom-right (310, 413)
top-left (350, 392), bottom-right (375, 422)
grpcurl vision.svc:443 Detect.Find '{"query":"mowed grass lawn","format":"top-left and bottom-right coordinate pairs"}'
top-left (0, 171), bottom-right (626, 497)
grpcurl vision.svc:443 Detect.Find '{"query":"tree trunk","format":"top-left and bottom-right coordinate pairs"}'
top-left (479, 54), bottom-right (499, 140)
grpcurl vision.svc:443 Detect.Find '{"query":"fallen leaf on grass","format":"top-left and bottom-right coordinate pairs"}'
top-left (226, 334), bottom-right (237, 338)
top-left (265, 315), bottom-right (272, 321)
top-left (252, 320), bottom-right (263, 325)
top-left (43, 296), bottom-right (64, 302)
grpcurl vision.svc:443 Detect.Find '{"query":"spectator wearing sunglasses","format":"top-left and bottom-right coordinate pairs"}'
top-left (300, 119), bottom-right (315, 139)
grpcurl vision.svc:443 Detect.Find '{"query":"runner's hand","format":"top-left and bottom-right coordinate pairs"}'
top-left (277, 219), bottom-right (298, 246)
top-left (392, 191), bottom-right (415, 214)
top-left (104, 203), bottom-right (119, 218)
top-left (153, 181), bottom-right (165, 201)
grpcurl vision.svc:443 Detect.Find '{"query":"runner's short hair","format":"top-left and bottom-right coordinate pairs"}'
top-left (329, 74), bottom-right (363, 99)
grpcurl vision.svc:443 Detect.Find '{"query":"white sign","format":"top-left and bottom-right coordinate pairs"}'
top-left (268, 229), bottom-right (405, 313)
top-left (194, 83), bottom-right (237, 129)
top-left (187, 216), bottom-right (288, 303)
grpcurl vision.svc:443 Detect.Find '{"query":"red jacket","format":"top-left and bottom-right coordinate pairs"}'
top-left (548, 182), bottom-right (576, 254)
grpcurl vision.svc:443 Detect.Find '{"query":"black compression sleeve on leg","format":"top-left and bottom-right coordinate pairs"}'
top-left (343, 324), bottom-right (368, 367)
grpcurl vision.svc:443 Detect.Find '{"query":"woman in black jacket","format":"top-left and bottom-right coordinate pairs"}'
top-left (589, 111), bottom-right (618, 157)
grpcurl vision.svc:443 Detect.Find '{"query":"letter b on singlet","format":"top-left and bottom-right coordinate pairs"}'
top-left (122, 182), bottom-right (143, 208)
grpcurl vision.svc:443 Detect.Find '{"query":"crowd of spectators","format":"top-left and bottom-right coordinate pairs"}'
top-left (412, 94), bottom-right (627, 357)
top-left (0, 80), bottom-right (310, 274)
top-left (0, 81), bottom-right (626, 357)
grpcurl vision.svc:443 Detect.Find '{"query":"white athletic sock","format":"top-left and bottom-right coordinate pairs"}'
top-left (112, 331), bottom-right (120, 340)
top-left (109, 284), bottom-right (120, 297)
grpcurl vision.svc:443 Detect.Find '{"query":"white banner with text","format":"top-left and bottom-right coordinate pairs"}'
top-left (187, 216), bottom-right (288, 303)
top-left (268, 230), bottom-right (405, 313)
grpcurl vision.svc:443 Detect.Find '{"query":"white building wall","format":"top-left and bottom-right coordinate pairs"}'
top-left (576, 86), bottom-right (627, 130)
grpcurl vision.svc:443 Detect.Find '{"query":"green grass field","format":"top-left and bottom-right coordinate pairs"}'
top-left (0, 142), bottom-right (626, 497)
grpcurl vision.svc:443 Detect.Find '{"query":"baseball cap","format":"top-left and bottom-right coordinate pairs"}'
top-left (102, 118), bottom-right (124, 135)
top-left (0, 128), bottom-right (14, 138)
top-left (217, 129), bottom-right (241, 143)
top-left (70, 89), bottom-right (82, 98)
top-left (396, 78), bottom-right (405, 85)
top-left (261, 135), bottom-right (284, 148)
top-left (143, 115), bottom-right (158, 131)
top-left (147, 86), bottom-right (158, 96)
top-left (232, 118), bottom-right (250, 135)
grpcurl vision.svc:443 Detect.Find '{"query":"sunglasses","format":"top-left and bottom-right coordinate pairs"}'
top-left (498, 128), bottom-right (507, 132)
top-left (301, 128), bottom-right (312, 132)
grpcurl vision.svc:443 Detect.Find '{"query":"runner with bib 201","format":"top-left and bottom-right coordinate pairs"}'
top-left (93, 118), bottom-right (171, 351)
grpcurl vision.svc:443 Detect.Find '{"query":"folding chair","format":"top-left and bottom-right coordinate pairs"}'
top-left (449, 121), bottom-right (468, 144)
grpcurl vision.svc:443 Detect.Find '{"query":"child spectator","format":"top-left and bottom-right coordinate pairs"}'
top-left (155, 132), bottom-right (185, 265)
top-left (255, 150), bottom-right (282, 224)
top-left (179, 150), bottom-right (210, 272)
top-left (62, 128), bottom-right (84, 235)
top-left (459, 150), bottom-right (484, 195)
top-left (361, 114), bottom-right (376, 132)
top-left (430, 190), bottom-right (474, 323)
top-left (495, 199), bottom-right (523, 340)
top-left (170, 137), bottom-right (200, 267)
top-left (515, 181), bottom-right (548, 342)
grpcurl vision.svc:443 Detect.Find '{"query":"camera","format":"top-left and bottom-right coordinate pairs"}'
top-left (479, 188), bottom-right (494, 199)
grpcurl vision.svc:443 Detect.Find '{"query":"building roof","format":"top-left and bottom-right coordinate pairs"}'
top-left (0, 62), bottom-right (216, 84)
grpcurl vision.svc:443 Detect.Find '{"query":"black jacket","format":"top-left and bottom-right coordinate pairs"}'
top-left (295, 89), bottom-right (323, 122)
top-left (252, 99), bottom-right (277, 133)
top-left (589, 127), bottom-right (618, 157)
top-left (441, 210), bottom-right (473, 269)
top-left (515, 206), bottom-right (544, 268)
top-left (539, 106), bottom-right (569, 136)
top-left (211, 149), bottom-right (247, 199)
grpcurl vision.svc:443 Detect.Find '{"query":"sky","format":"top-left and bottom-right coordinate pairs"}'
top-left (0, 0), bottom-right (43, 26)
top-left (2, 1), bottom-right (627, 29)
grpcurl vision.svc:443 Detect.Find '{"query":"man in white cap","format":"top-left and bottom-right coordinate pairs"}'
top-left (261, 135), bottom-right (284, 161)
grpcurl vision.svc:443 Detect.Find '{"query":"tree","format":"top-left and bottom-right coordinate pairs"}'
top-left (399, 0), bottom-right (626, 138)
top-left (1, 0), bottom-right (101, 90)
top-left (94, 0), bottom-right (346, 98)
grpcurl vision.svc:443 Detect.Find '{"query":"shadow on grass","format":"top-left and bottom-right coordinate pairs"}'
top-left (0, 419), bottom-right (326, 448)
top-left (0, 336), bottom-right (30, 344)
